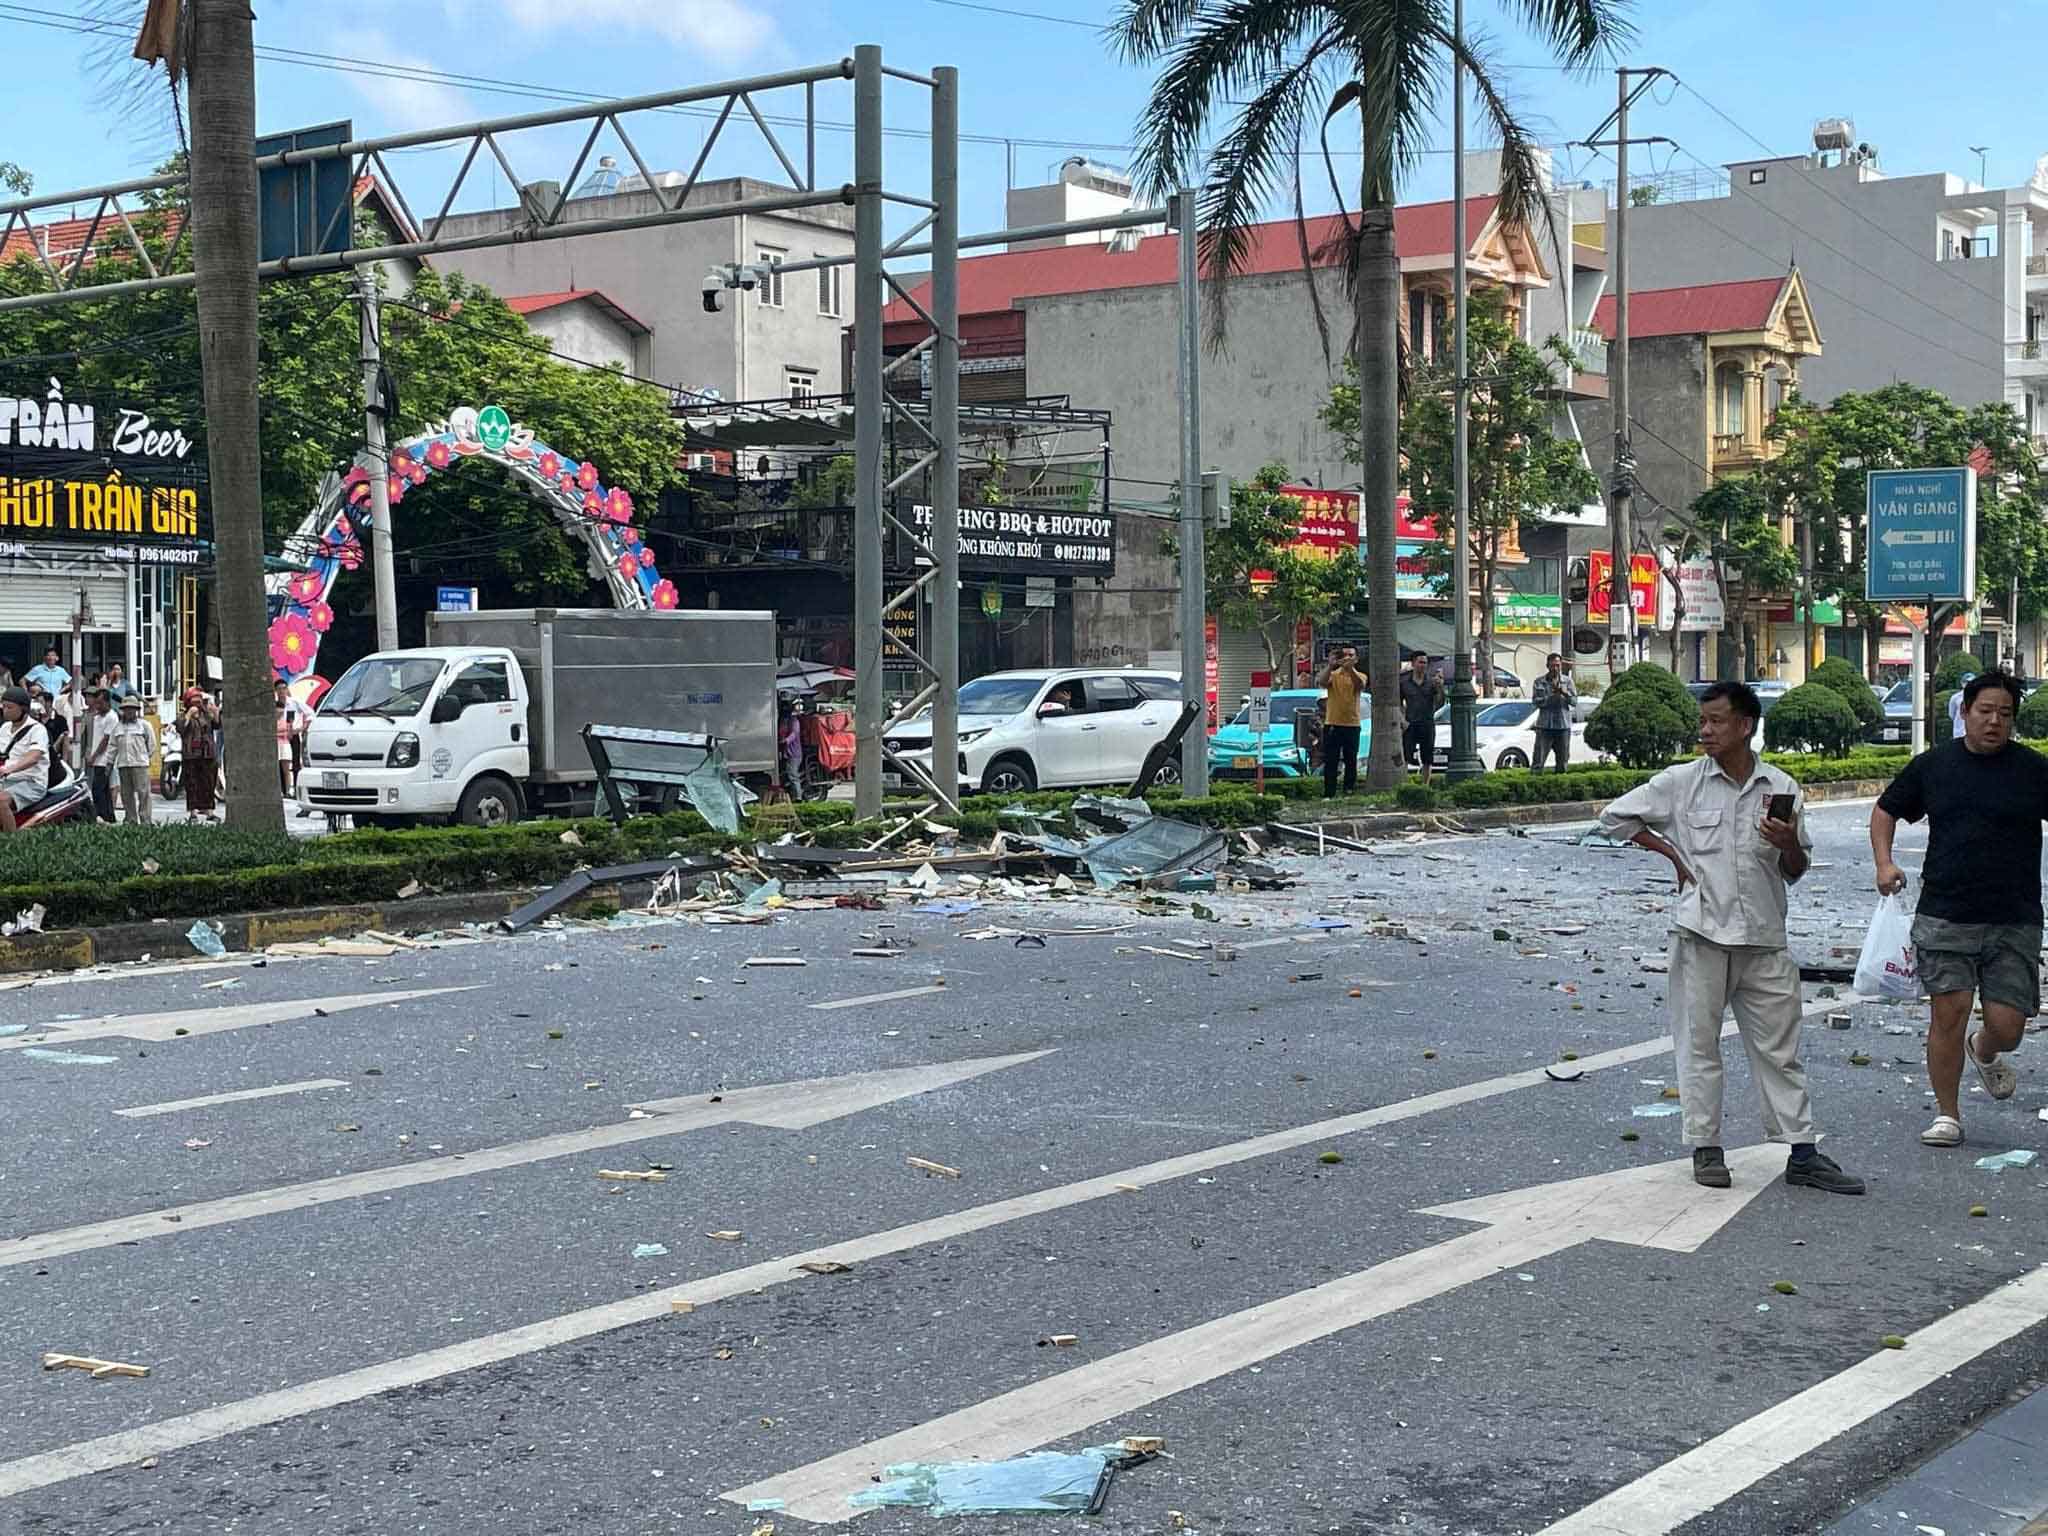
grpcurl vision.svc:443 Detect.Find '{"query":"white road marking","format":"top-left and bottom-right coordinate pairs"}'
top-left (0, 989), bottom-right (471, 1052)
top-left (1535, 1263), bottom-right (2048, 1536)
top-left (808, 985), bottom-right (949, 1011)
top-left (0, 1052), bottom-right (1049, 1271)
top-left (112, 1079), bottom-right (350, 1118)
top-left (725, 1147), bottom-right (1786, 1522)
top-left (0, 1016), bottom-right (1739, 1501)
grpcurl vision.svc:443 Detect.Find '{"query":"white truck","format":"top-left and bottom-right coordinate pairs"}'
top-left (298, 608), bottom-right (777, 827)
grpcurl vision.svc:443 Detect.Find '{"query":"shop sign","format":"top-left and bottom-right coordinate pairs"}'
top-left (1494, 593), bottom-right (1562, 633)
top-left (1587, 551), bottom-right (1658, 622)
top-left (0, 378), bottom-right (208, 550)
top-left (910, 503), bottom-right (1115, 576)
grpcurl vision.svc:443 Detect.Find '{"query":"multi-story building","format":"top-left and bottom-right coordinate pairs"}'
top-left (435, 173), bottom-right (854, 406)
top-left (503, 290), bottom-right (653, 379)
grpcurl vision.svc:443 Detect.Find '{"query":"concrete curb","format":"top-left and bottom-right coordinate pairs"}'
top-left (0, 778), bottom-right (1893, 978)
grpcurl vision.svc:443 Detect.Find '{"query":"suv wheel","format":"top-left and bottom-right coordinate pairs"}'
top-left (981, 756), bottom-right (1037, 795)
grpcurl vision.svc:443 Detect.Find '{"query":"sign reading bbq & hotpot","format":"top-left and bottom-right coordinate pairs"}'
top-left (0, 378), bottom-right (210, 555)
top-left (909, 503), bottom-right (1115, 577)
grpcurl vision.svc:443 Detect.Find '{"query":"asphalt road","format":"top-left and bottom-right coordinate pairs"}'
top-left (0, 798), bottom-right (2043, 1536)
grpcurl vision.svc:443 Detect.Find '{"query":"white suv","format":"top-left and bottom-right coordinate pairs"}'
top-left (883, 668), bottom-right (1183, 794)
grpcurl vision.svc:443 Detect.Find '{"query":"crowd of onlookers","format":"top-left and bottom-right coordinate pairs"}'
top-left (0, 645), bottom-right (312, 828)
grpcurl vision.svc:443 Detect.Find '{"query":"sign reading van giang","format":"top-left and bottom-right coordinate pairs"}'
top-left (0, 378), bottom-right (209, 556)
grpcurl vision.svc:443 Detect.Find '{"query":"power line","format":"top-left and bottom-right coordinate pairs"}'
top-left (918, 0), bottom-right (1099, 29)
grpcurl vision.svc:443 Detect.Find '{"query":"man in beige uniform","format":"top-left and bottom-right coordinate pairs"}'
top-left (1599, 680), bottom-right (1864, 1194)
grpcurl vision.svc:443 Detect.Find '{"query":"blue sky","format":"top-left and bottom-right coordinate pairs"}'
top-left (6, 1), bottom-right (2041, 251)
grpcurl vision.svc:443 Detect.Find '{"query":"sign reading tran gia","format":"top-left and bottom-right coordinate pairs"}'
top-left (1866, 467), bottom-right (1976, 603)
top-left (910, 503), bottom-right (1116, 577)
top-left (0, 378), bottom-right (208, 553)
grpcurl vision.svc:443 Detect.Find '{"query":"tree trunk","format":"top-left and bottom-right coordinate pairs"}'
top-left (189, 0), bottom-right (281, 831)
top-left (1357, 196), bottom-right (1403, 788)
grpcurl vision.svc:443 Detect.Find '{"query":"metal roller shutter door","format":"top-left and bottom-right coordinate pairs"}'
top-left (1213, 622), bottom-right (1267, 720)
top-left (0, 570), bottom-right (128, 631)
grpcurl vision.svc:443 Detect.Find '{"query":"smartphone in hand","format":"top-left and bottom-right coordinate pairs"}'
top-left (1767, 792), bottom-right (1795, 823)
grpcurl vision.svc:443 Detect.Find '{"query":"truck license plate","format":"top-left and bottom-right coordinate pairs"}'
top-left (1231, 755), bottom-right (1257, 768)
top-left (322, 771), bottom-right (348, 789)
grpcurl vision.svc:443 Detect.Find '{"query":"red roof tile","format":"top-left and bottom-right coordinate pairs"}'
top-left (504, 288), bottom-right (651, 334)
top-left (883, 197), bottom-right (1498, 323)
top-left (1590, 276), bottom-right (1786, 340)
top-left (0, 209), bottom-right (185, 269)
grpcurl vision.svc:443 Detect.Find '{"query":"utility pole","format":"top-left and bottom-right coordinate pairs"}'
top-left (357, 266), bottom-right (400, 652)
top-left (1175, 186), bottom-right (1210, 797)
top-left (186, 0), bottom-right (281, 831)
top-left (850, 44), bottom-right (885, 820)
top-left (1576, 70), bottom-right (1670, 682)
top-left (1445, 0), bottom-right (1481, 781)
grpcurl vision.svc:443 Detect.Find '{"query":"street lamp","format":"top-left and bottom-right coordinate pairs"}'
top-left (1445, 0), bottom-right (1483, 781)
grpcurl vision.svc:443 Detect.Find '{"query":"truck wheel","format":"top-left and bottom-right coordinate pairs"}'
top-left (457, 775), bottom-right (520, 828)
top-left (981, 755), bottom-right (1036, 795)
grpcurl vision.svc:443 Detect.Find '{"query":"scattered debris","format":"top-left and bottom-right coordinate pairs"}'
top-left (1969, 1205), bottom-right (1989, 1218)
top-left (2, 902), bottom-right (46, 937)
top-left (1631, 1104), bottom-right (1681, 1118)
top-left (43, 1353), bottom-right (149, 1380)
top-left (849, 1442), bottom-right (1158, 1517)
top-left (396, 879), bottom-right (422, 899)
top-left (796, 1260), bottom-right (852, 1275)
top-left (185, 920), bottom-right (227, 957)
top-left (1772, 1281), bottom-right (1798, 1295)
top-left (140, 859), bottom-right (160, 876)
top-left (1543, 1063), bottom-right (1585, 1083)
top-left (671, 1300), bottom-right (696, 1315)
top-left (1038, 1334), bottom-right (1079, 1348)
top-left (1973, 1150), bottom-right (2038, 1173)
top-left (559, 829), bottom-right (583, 847)
top-left (182, 1138), bottom-right (211, 1151)
top-left (1880, 1335), bottom-right (1907, 1350)
top-left (743, 956), bottom-right (807, 968)
top-left (631, 1243), bottom-right (669, 1259)
top-left (706, 1230), bottom-right (744, 1242)
top-left (22, 1048), bottom-right (117, 1065)
top-left (908, 1157), bottom-right (962, 1179)
top-left (1318, 1151), bottom-right (1344, 1165)
top-left (598, 1169), bottom-right (667, 1183)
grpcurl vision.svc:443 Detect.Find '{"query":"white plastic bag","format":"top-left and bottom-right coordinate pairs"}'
top-left (1854, 892), bottom-right (1921, 1000)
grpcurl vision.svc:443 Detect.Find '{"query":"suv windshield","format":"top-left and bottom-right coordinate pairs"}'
top-left (321, 656), bottom-right (446, 717)
top-left (958, 676), bottom-right (1048, 717)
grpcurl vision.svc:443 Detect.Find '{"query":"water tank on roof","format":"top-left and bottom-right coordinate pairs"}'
top-left (1058, 156), bottom-right (1134, 193)
top-left (1813, 118), bottom-right (1855, 152)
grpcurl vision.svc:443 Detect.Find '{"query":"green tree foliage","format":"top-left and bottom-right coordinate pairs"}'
top-left (1934, 650), bottom-right (1989, 691)
top-left (1807, 656), bottom-right (1881, 735)
top-left (0, 186), bottom-right (683, 662)
top-left (1685, 477), bottom-right (1801, 679)
top-left (0, 162), bottom-right (29, 196)
top-left (1585, 662), bottom-right (1699, 768)
top-left (1330, 289), bottom-right (1596, 695)
top-left (2017, 685), bottom-right (2048, 739)
top-left (1764, 682), bottom-right (1861, 757)
top-left (1179, 463), bottom-right (1361, 672)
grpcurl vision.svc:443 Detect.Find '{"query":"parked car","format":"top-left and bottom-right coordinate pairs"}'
top-left (1877, 679), bottom-right (1915, 744)
top-left (1429, 696), bottom-right (1605, 771)
top-left (1208, 688), bottom-right (1329, 780)
top-left (883, 668), bottom-right (1182, 795)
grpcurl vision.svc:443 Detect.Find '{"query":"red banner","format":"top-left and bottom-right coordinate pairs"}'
top-left (1275, 485), bottom-right (1358, 554)
top-left (1588, 551), bottom-right (1659, 620)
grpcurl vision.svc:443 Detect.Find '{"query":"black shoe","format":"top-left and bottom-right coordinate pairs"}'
top-left (1692, 1147), bottom-right (1731, 1188)
top-left (1786, 1150), bottom-right (1866, 1196)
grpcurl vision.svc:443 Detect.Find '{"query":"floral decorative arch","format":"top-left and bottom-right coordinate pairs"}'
top-left (265, 405), bottom-right (675, 681)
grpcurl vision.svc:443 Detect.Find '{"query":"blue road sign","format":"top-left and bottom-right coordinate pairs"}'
top-left (435, 586), bottom-right (477, 613)
top-left (1866, 467), bottom-right (1976, 603)
top-left (254, 121), bottom-right (354, 264)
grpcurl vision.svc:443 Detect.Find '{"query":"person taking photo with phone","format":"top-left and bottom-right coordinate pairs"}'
top-left (1598, 680), bottom-right (1864, 1194)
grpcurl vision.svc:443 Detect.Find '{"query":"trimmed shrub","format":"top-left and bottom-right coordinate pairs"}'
top-left (1934, 650), bottom-right (1989, 691)
top-left (1586, 666), bottom-right (1697, 769)
top-left (1394, 783), bottom-right (1439, 810)
top-left (2018, 687), bottom-right (2048, 739)
top-left (1764, 683), bottom-right (1862, 757)
top-left (1806, 658), bottom-right (1883, 736)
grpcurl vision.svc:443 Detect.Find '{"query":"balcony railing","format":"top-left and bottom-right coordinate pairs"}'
top-left (1568, 325), bottom-right (1609, 375)
top-left (1711, 432), bottom-right (1751, 459)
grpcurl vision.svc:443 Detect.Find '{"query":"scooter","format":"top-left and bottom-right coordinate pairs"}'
top-left (4, 778), bottom-right (93, 831)
top-left (159, 722), bottom-right (182, 798)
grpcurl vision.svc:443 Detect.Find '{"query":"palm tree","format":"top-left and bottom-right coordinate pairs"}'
top-left (1113, 0), bottom-right (1629, 787)
top-left (185, 0), bottom-right (282, 829)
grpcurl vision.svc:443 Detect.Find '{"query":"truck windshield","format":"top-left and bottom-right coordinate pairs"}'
top-left (321, 657), bottom-right (445, 716)
top-left (957, 677), bottom-right (1046, 717)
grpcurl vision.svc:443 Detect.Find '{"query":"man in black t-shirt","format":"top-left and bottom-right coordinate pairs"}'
top-left (1871, 670), bottom-right (2042, 1149)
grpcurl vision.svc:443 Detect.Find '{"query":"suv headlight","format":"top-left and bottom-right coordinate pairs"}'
top-left (959, 728), bottom-right (990, 744)
top-left (388, 732), bottom-right (420, 768)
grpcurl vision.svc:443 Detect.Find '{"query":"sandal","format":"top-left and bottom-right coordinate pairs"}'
top-left (1920, 1115), bottom-right (1964, 1147)
top-left (1967, 1031), bottom-right (2018, 1101)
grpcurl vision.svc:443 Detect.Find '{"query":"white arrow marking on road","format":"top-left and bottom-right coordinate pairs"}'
top-left (0, 989), bottom-right (473, 1052)
top-left (0, 1051), bottom-right (1051, 1271)
top-left (725, 1145), bottom-right (1787, 1524)
top-left (1537, 1262), bottom-right (2048, 1536)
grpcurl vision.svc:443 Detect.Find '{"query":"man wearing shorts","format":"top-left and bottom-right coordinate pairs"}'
top-left (0, 686), bottom-right (50, 833)
top-left (1872, 669), bottom-right (2042, 1148)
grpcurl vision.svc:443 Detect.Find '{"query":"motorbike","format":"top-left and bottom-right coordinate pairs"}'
top-left (5, 778), bottom-right (93, 831)
top-left (159, 722), bottom-right (182, 798)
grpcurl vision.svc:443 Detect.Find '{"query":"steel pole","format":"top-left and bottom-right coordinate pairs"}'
top-left (851, 43), bottom-right (885, 818)
top-left (1446, 0), bottom-right (1481, 782)
top-left (929, 65), bottom-right (961, 813)
top-left (357, 266), bottom-right (399, 652)
top-left (1174, 188), bottom-right (1210, 797)
top-left (1608, 68), bottom-right (1634, 678)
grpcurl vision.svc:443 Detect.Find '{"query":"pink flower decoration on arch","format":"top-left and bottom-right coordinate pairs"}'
top-left (616, 552), bottom-right (640, 581)
top-left (323, 528), bottom-right (364, 570)
top-left (386, 475), bottom-right (407, 505)
top-left (269, 613), bottom-right (317, 677)
top-left (581, 490), bottom-right (603, 519)
top-left (407, 465), bottom-right (427, 486)
top-left (537, 451), bottom-right (561, 481)
top-left (287, 572), bottom-right (323, 605)
top-left (390, 450), bottom-right (414, 477)
top-left (576, 460), bottom-right (600, 491)
top-left (425, 439), bottom-right (454, 470)
top-left (620, 525), bottom-right (640, 546)
top-left (306, 600), bottom-right (335, 634)
top-left (650, 579), bottom-right (678, 610)
top-left (637, 547), bottom-right (655, 568)
top-left (606, 487), bottom-right (633, 523)
top-left (557, 472), bottom-right (577, 496)
top-left (342, 466), bottom-right (371, 506)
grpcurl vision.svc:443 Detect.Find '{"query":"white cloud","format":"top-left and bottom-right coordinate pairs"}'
top-left (495, 0), bottom-right (778, 65)
top-left (344, 31), bottom-right (476, 133)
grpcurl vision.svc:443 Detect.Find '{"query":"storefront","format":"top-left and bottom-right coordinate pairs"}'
top-left (0, 379), bottom-right (208, 698)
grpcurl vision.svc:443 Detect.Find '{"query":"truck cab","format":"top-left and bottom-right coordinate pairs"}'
top-left (300, 648), bottom-right (530, 827)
